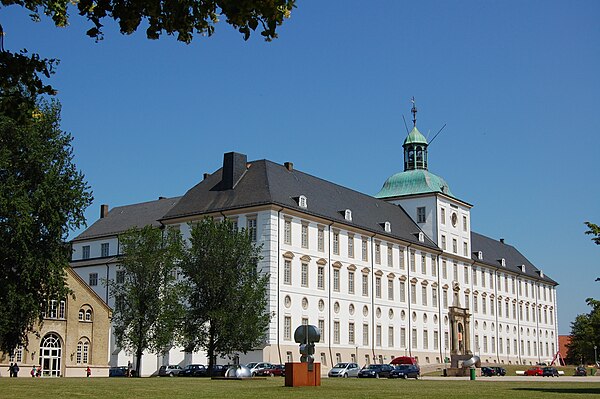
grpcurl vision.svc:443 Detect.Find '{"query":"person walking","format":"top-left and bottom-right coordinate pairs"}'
top-left (8, 363), bottom-right (14, 377)
top-left (86, 366), bottom-right (91, 378)
top-left (30, 366), bottom-right (36, 378)
top-left (13, 363), bottom-right (19, 377)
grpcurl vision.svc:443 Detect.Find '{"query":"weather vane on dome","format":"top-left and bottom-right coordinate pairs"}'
top-left (411, 96), bottom-right (417, 127)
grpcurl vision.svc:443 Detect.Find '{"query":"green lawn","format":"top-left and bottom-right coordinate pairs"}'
top-left (1, 377), bottom-right (600, 399)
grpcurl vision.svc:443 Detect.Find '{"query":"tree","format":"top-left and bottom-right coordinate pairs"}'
top-left (567, 298), bottom-right (600, 365)
top-left (0, 99), bottom-right (92, 354)
top-left (585, 222), bottom-right (600, 246)
top-left (110, 225), bottom-right (184, 376)
top-left (1, 0), bottom-right (295, 43)
top-left (178, 218), bottom-right (270, 372)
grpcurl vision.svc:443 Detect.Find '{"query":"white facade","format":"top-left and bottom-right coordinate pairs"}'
top-left (70, 154), bottom-right (559, 375)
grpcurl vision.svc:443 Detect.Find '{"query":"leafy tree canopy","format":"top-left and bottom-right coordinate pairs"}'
top-left (110, 225), bottom-right (184, 375)
top-left (566, 298), bottom-right (600, 365)
top-left (585, 221), bottom-right (600, 246)
top-left (179, 218), bottom-right (270, 370)
top-left (2, 0), bottom-right (295, 42)
top-left (0, 99), bottom-right (92, 354)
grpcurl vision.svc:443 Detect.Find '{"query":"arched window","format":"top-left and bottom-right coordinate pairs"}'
top-left (76, 339), bottom-right (90, 364)
top-left (85, 309), bottom-right (93, 322)
top-left (78, 310), bottom-right (84, 321)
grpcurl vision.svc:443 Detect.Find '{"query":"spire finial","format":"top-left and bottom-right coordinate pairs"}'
top-left (411, 96), bottom-right (417, 127)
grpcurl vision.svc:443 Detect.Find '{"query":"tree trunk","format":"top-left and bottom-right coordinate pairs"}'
top-left (208, 322), bottom-right (215, 376)
top-left (136, 347), bottom-right (143, 378)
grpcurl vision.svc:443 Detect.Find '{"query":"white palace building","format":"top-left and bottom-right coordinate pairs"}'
top-left (69, 109), bottom-right (559, 376)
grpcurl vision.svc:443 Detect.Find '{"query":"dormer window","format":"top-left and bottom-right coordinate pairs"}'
top-left (344, 209), bottom-right (352, 221)
top-left (418, 232), bottom-right (425, 242)
top-left (519, 264), bottom-right (526, 273)
top-left (298, 195), bottom-right (307, 209)
top-left (384, 221), bottom-right (391, 233)
top-left (537, 270), bottom-right (545, 278)
top-left (499, 258), bottom-right (506, 267)
top-left (477, 251), bottom-right (483, 260)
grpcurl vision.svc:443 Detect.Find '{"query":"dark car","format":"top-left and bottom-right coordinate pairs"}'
top-left (542, 367), bottom-right (559, 377)
top-left (389, 364), bottom-right (420, 379)
top-left (481, 367), bottom-right (496, 377)
top-left (575, 366), bottom-right (587, 376)
top-left (109, 366), bottom-right (128, 377)
top-left (491, 367), bottom-right (506, 376)
top-left (159, 365), bottom-right (183, 377)
top-left (358, 364), bottom-right (394, 378)
top-left (207, 364), bottom-right (229, 377)
top-left (179, 364), bottom-right (207, 377)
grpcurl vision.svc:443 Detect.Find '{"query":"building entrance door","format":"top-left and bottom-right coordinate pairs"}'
top-left (39, 333), bottom-right (62, 377)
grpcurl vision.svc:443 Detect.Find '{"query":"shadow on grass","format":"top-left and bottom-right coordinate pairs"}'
top-left (513, 387), bottom-right (600, 395)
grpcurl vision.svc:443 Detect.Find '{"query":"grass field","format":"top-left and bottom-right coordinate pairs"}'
top-left (424, 364), bottom-right (580, 376)
top-left (1, 377), bottom-right (600, 399)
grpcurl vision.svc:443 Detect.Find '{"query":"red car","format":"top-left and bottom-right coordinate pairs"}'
top-left (524, 367), bottom-right (543, 376)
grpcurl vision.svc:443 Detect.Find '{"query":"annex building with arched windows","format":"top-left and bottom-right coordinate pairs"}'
top-left (68, 107), bottom-right (559, 376)
top-left (0, 268), bottom-right (111, 377)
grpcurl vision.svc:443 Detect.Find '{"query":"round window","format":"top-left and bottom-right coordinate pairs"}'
top-left (451, 212), bottom-right (458, 227)
top-left (363, 306), bottom-right (369, 317)
top-left (302, 297), bottom-right (309, 310)
top-left (334, 301), bottom-right (340, 313)
top-left (318, 299), bottom-right (325, 311)
top-left (349, 304), bottom-right (355, 315)
top-left (284, 295), bottom-right (291, 308)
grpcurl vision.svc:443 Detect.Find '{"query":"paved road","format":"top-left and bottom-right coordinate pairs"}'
top-left (424, 375), bottom-right (600, 382)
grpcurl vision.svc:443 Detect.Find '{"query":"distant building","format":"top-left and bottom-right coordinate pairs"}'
top-left (69, 107), bottom-right (559, 375)
top-left (0, 268), bottom-right (111, 377)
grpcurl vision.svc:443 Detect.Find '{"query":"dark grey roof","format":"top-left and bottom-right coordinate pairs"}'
top-left (470, 232), bottom-right (557, 285)
top-left (162, 159), bottom-right (439, 250)
top-left (73, 197), bottom-right (181, 241)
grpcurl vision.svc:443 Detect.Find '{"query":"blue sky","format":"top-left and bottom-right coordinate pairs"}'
top-left (3, 1), bottom-right (599, 334)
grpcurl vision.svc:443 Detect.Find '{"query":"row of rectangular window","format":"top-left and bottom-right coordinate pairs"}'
top-left (81, 242), bottom-right (110, 259)
top-left (284, 316), bottom-right (444, 350)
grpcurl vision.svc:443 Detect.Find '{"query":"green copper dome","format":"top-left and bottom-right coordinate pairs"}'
top-left (375, 169), bottom-right (454, 198)
top-left (403, 126), bottom-right (428, 146)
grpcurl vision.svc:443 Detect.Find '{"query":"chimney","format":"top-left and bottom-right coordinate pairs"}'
top-left (158, 196), bottom-right (166, 200)
top-left (203, 173), bottom-right (210, 180)
top-left (222, 152), bottom-right (247, 190)
top-left (100, 204), bottom-right (109, 218)
top-left (500, 238), bottom-right (505, 244)
top-left (284, 162), bottom-right (294, 171)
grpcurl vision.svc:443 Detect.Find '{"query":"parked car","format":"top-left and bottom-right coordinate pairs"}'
top-left (524, 366), bottom-right (543, 376)
top-left (179, 364), bottom-right (207, 377)
top-left (575, 366), bottom-right (587, 376)
top-left (481, 367), bottom-right (496, 377)
top-left (358, 364), bottom-right (394, 379)
top-left (159, 365), bottom-right (183, 377)
top-left (491, 367), bottom-right (507, 376)
top-left (108, 366), bottom-right (128, 377)
top-left (271, 364), bottom-right (286, 377)
top-left (328, 363), bottom-right (361, 378)
top-left (246, 362), bottom-right (275, 377)
top-left (542, 367), bottom-right (559, 377)
top-left (390, 356), bottom-right (418, 366)
top-left (389, 364), bottom-right (420, 379)
top-left (207, 364), bottom-right (229, 377)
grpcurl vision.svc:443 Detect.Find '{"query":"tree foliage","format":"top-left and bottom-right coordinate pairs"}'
top-left (566, 298), bottom-right (600, 365)
top-left (110, 225), bottom-right (184, 375)
top-left (179, 218), bottom-right (270, 371)
top-left (0, 99), bottom-right (92, 354)
top-left (585, 221), bottom-right (600, 246)
top-left (2, 0), bottom-right (295, 42)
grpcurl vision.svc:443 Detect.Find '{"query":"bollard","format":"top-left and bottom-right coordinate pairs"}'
top-left (470, 366), bottom-right (476, 381)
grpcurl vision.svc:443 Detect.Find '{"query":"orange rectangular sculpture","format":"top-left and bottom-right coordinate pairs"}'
top-left (284, 362), bottom-right (321, 387)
